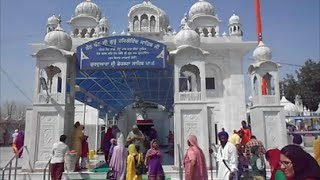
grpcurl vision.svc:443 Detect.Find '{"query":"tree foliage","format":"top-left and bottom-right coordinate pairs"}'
top-left (280, 59), bottom-right (320, 111)
top-left (0, 101), bottom-right (27, 120)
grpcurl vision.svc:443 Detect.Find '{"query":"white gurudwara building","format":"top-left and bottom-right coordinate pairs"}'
top-left (23, 0), bottom-right (287, 174)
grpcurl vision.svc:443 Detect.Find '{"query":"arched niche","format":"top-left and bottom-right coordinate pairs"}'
top-left (150, 16), bottom-right (156, 32)
top-left (133, 16), bottom-right (139, 31)
top-left (179, 64), bottom-right (201, 92)
top-left (39, 65), bottom-right (62, 94)
top-left (262, 72), bottom-right (275, 95)
top-left (253, 76), bottom-right (258, 96)
top-left (202, 28), bottom-right (209, 37)
top-left (140, 14), bottom-right (149, 32)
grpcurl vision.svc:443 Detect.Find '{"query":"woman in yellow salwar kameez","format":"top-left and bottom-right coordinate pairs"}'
top-left (71, 122), bottom-right (84, 171)
top-left (126, 144), bottom-right (143, 180)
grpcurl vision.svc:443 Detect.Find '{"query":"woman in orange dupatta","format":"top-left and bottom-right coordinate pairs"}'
top-left (183, 135), bottom-right (208, 180)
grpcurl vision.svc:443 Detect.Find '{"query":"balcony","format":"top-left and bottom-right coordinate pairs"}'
top-left (252, 95), bottom-right (279, 106)
top-left (178, 92), bottom-right (202, 102)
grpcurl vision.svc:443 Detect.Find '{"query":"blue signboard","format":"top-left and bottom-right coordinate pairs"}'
top-left (76, 36), bottom-right (168, 70)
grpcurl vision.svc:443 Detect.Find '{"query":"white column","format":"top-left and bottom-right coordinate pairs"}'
top-left (95, 109), bottom-right (99, 151)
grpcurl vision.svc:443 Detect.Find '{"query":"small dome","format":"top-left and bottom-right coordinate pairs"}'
top-left (174, 24), bottom-right (200, 48)
top-left (128, 1), bottom-right (169, 31)
top-left (189, 0), bottom-right (214, 19)
top-left (253, 41), bottom-right (272, 61)
top-left (229, 13), bottom-right (240, 25)
top-left (47, 15), bottom-right (59, 25)
top-left (281, 96), bottom-right (299, 115)
top-left (99, 17), bottom-right (108, 25)
top-left (44, 24), bottom-right (72, 51)
top-left (180, 13), bottom-right (188, 27)
top-left (75, 0), bottom-right (101, 19)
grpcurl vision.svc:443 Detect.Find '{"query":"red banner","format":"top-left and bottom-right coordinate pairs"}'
top-left (136, 119), bottom-right (153, 125)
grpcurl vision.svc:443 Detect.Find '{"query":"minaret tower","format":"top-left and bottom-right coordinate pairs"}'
top-left (248, 0), bottom-right (287, 149)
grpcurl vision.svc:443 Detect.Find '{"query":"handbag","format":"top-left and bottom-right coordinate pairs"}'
top-left (106, 168), bottom-right (115, 180)
top-left (136, 164), bottom-right (148, 175)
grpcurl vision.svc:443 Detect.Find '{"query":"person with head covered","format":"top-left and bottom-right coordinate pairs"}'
top-left (217, 131), bottom-right (238, 180)
top-left (183, 135), bottom-right (208, 180)
top-left (126, 125), bottom-right (145, 154)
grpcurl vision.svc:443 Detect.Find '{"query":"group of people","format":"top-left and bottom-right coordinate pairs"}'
top-left (208, 121), bottom-right (320, 180)
top-left (49, 121), bottom-right (90, 180)
top-left (103, 124), bottom-right (165, 180)
top-left (181, 120), bottom-right (320, 180)
top-left (48, 120), bottom-right (320, 180)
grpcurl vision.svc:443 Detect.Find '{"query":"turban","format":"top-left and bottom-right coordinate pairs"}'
top-left (218, 131), bottom-right (229, 139)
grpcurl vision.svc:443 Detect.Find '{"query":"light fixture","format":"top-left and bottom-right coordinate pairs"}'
top-left (99, 105), bottom-right (104, 109)
top-left (87, 97), bottom-right (92, 103)
top-left (75, 85), bottom-right (81, 92)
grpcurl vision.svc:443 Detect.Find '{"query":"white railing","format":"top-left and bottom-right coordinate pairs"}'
top-left (178, 92), bottom-right (202, 102)
top-left (1, 146), bottom-right (33, 180)
top-left (38, 93), bottom-right (62, 103)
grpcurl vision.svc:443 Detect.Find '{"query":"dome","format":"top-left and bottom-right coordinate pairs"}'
top-left (174, 25), bottom-right (200, 48)
top-left (99, 17), bottom-right (108, 25)
top-left (75, 0), bottom-right (101, 19)
top-left (229, 13), bottom-right (240, 25)
top-left (128, 1), bottom-right (169, 30)
top-left (189, 0), bottom-right (214, 19)
top-left (280, 96), bottom-right (299, 115)
top-left (47, 15), bottom-right (59, 25)
top-left (44, 24), bottom-right (72, 51)
top-left (253, 41), bottom-right (272, 61)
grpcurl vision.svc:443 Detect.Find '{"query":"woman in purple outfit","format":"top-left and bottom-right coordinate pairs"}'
top-left (109, 134), bottom-right (127, 180)
top-left (145, 139), bottom-right (165, 180)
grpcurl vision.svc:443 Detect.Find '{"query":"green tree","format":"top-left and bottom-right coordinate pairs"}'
top-left (280, 59), bottom-right (320, 111)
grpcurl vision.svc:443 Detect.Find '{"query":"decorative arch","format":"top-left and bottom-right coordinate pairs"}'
top-left (179, 64), bottom-right (201, 92)
top-left (39, 65), bottom-right (62, 94)
top-left (202, 28), bottom-right (209, 37)
top-left (253, 76), bottom-right (258, 96)
top-left (73, 29), bottom-right (79, 37)
top-left (140, 14), bottom-right (149, 32)
top-left (210, 27), bottom-right (216, 37)
top-left (195, 28), bottom-right (200, 35)
top-left (262, 73), bottom-right (274, 95)
top-left (90, 28), bottom-right (95, 37)
top-left (133, 16), bottom-right (139, 31)
top-left (81, 29), bottom-right (88, 38)
top-left (150, 16), bottom-right (156, 31)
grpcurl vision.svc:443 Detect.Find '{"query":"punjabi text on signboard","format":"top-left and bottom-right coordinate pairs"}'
top-left (77, 36), bottom-right (168, 70)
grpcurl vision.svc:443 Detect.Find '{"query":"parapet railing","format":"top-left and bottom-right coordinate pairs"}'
top-left (1, 146), bottom-right (33, 180)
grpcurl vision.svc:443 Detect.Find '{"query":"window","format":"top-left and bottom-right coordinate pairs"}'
top-left (206, 77), bottom-right (215, 90)
top-left (57, 77), bottom-right (62, 93)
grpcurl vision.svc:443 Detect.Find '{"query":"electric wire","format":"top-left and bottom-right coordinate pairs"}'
top-left (0, 67), bottom-right (33, 103)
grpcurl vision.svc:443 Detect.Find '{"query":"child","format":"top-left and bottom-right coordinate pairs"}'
top-left (81, 135), bottom-right (89, 169)
top-left (250, 146), bottom-right (265, 180)
top-left (108, 138), bottom-right (117, 163)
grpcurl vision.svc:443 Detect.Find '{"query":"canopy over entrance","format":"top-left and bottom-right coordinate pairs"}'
top-left (74, 36), bottom-right (173, 117)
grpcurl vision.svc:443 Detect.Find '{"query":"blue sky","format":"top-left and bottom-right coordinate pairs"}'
top-left (0, 0), bottom-right (319, 105)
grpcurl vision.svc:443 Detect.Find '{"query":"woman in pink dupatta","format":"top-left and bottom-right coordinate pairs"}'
top-left (145, 139), bottom-right (164, 180)
top-left (109, 133), bottom-right (127, 180)
top-left (183, 135), bottom-right (208, 180)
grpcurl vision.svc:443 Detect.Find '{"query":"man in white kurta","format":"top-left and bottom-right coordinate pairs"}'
top-left (216, 131), bottom-right (238, 180)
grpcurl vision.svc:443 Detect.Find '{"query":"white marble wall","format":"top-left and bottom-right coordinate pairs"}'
top-left (250, 106), bottom-right (288, 149)
top-left (174, 104), bottom-right (210, 167)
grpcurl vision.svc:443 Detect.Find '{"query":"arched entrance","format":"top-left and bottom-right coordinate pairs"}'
top-left (75, 36), bottom-right (174, 164)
